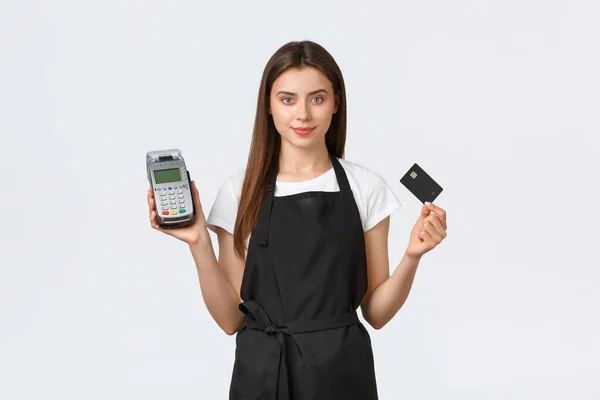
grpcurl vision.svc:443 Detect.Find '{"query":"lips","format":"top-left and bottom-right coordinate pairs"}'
top-left (292, 127), bottom-right (314, 136)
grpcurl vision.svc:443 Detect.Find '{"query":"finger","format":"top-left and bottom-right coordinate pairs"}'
top-left (423, 220), bottom-right (442, 242)
top-left (148, 193), bottom-right (156, 215)
top-left (190, 181), bottom-right (197, 205)
top-left (421, 229), bottom-right (433, 245)
top-left (425, 202), bottom-right (446, 229)
top-left (151, 211), bottom-right (166, 232)
top-left (150, 210), bottom-right (158, 229)
top-left (425, 202), bottom-right (447, 229)
top-left (426, 214), bottom-right (446, 236)
top-left (420, 228), bottom-right (434, 247)
top-left (192, 181), bottom-right (202, 211)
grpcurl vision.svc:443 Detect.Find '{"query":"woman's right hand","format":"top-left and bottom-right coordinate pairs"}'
top-left (147, 180), bottom-right (209, 245)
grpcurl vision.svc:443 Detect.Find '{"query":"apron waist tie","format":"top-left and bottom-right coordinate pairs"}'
top-left (238, 300), bottom-right (360, 400)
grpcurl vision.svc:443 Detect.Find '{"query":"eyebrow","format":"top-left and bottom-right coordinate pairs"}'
top-left (276, 89), bottom-right (329, 96)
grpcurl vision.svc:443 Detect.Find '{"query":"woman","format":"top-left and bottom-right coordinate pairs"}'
top-left (147, 40), bottom-right (447, 399)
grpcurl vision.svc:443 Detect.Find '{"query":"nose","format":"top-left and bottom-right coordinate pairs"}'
top-left (295, 100), bottom-right (311, 121)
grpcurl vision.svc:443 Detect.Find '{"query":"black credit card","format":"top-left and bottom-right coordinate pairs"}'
top-left (400, 163), bottom-right (443, 203)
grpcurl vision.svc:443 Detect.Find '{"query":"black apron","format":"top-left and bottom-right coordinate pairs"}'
top-left (230, 153), bottom-right (379, 400)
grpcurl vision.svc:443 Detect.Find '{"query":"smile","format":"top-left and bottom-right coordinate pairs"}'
top-left (292, 127), bottom-right (315, 136)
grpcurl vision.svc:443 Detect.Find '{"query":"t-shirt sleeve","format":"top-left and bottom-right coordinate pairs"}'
top-left (364, 169), bottom-right (403, 232)
top-left (206, 178), bottom-right (238, 236)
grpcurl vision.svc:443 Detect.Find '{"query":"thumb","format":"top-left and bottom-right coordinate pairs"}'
top-left (191, 180), bottom-right (197, 198)
top-left (191, 181), bottom-right (201, 206)
top-left (420, 203), bottom-right (431, 218)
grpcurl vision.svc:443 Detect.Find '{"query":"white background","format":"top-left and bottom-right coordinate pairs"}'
top-left (1, 0), bottom-right (599, 398)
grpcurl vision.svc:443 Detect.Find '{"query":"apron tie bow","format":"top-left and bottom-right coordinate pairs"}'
top-left (265, 324), bottom-right (279, 335)
top-left (239, 300), bottom-right (360, 399)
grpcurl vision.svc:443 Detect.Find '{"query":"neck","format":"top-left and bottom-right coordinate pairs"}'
top-left (278, 142), bottom-right (332, 174)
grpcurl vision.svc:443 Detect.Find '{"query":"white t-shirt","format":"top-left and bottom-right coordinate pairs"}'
top-left (206, 158), bottom-right (402, 240)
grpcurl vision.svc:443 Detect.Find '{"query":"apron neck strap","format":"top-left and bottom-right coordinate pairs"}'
top-left (252, 152), bottom-right (351, 246)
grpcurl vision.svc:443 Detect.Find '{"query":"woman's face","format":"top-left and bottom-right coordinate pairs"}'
top-left (269, 66), bottom-right (339, 150)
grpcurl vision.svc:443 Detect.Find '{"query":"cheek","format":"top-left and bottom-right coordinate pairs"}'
top-left (314, 106), bottom-right (336, 124)
top-left (271, 104), bottom-right (293, 123)
top-left (318, 106), bottom-right (335, 118)
top-left (270, 107), bottom-right (292, 136)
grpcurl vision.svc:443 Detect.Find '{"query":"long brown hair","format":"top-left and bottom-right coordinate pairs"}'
top-left (232, 40), bottom-right (348, 259)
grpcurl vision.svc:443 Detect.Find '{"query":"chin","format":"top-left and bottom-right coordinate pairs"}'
top-left (285, 135), bottom-right (323, 149)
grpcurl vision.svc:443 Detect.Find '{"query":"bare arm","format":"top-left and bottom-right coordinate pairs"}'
top-left (360, 203), bottom-right (448, 329)
top-left (360, 216), bottom-right (422, 330)
top-left (147, 183), bottom-right (246, 336)
top-left (189, 229), bottom-right (246, 335)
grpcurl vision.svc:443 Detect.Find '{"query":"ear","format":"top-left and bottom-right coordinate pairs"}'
top-left (333, 94), bottom-right (339, 114)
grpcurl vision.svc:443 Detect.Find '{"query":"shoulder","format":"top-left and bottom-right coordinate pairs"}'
top-left (206, 169), bottom-right (245, 235)
top-left (222, 168), bottom-right (246, 200)
top-left (338, 157), bottom-right (402, 232)
top-left (211, 168), bottom-right (246, 204)
top-left (337, 158), bottom-right (387, 190)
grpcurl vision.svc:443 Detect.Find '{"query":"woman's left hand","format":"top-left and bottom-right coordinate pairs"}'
top-left (405, 202), bottom-right (447, 259)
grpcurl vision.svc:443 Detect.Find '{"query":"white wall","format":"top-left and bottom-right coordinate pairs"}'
top-left (1, 0), bottom-right (598, 398)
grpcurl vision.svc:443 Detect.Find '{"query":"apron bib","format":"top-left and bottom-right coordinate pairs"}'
top-left (230, 153), bottom-right (379, 400)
